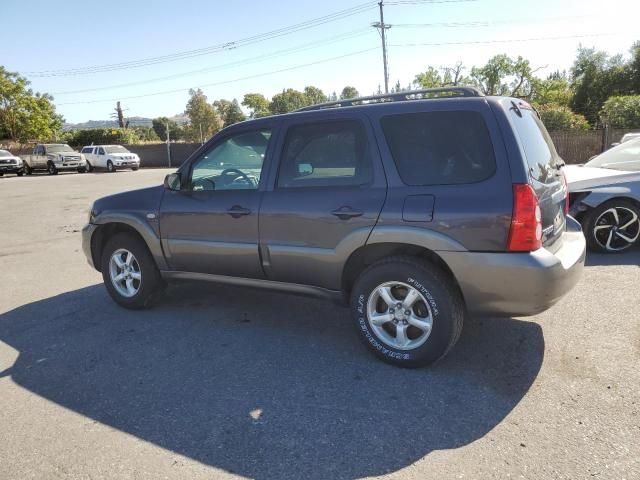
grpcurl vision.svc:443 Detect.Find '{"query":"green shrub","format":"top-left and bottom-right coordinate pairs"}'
top-left (600, 95), bottom-right (640, 128)
top-left (65, 128), bottom-right (141, 147)
top-left (535, 103), bottom-right (590, 131)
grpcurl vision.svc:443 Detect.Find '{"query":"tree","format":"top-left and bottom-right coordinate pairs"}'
top-left (303, 86), bottom-right (327, 106)
top-left (469, 54), bottom-right (539, 98)
top-left (532, 73), bottom-right (573, 106)
top-left (600, 95), bottom-right (640, 128)
top-left (0, 67), bottom-right (63, 142)
top-left (340, 86), bottom-right (359, 100)
top-left (570, 46), bottom-right (628, 124)
top-left (184, 88), bottom-right (222, 141)
top-left (536, 103), bottom-right (589, 130)
top-left (414, 67), bottom-right (443, 89)
top-left (152, 117), bottom-right (183, 141)
top-left (442, 62), bottom-right (468, 86)
top-left (214, 98), bottom-right (246, 126)
top-left (269, 88), bottom-right (309, 114)
top-left (242, 93), bottom-right (270, 118)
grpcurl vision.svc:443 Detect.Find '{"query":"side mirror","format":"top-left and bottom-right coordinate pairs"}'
top-left (164, 172), bottom-right (182, 191)
top-left (297, 163), bottom-right (313, 176)
top-left (610, 142), bottom-right (620, 147)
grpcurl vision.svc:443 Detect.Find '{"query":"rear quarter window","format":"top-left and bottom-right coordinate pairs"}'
top-left (381, 111), bottom-right (496, 186)
top-left (510, 105), bottom-right (560, 183)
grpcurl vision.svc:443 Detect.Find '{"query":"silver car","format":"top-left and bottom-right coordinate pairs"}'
top-left (566, 141), bottom-right (640, 253)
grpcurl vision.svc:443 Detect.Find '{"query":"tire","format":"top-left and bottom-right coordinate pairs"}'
top-left (17, 171), bottom-right (24, 177)
top-left (107, 160), bottom-right (115, 173)
top-left (0, 172), bottom-right (3, 177)
top-left (350, 256), bottom-right (465, 368)
top-left (132, 167), bottom-right (139, 171)
top-left (100, 233), bottom-right (163, 309)
top-left (584, 199), bottom-right (640, 253)
top-left (85, 161), bottom-right (93, 173)
top-left (24, 164), bottom-right (32, 175)
top-left (47, 162), bottom-right (58, 175)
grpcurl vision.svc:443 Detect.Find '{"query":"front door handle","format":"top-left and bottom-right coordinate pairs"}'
top-left (226, 205), bottom-right (252, 218)
top-left (331, 206), bottom-right (364, 220)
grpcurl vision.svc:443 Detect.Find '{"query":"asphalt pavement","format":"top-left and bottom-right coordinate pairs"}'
top-left (0, 169), bottom-right (638, 479)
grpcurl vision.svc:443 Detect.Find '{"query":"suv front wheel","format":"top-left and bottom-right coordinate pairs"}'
top-left (350, 256), bottom-right (464, 368)
top-left (100, 233), bottom-right (163, 309)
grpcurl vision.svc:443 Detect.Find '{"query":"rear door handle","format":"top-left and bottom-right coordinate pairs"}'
top-left (331, 206), bottom-right (364, 220)
top-left (226, 205), bottom-right (252, 218)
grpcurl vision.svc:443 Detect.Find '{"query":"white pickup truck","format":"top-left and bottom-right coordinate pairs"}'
top-left (22, 144), bottom-right (87, 175)
top-left (81, 145), bottom-right (140, 172)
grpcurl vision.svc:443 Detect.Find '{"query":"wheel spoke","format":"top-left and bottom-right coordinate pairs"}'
top-left (402, 288), bottom-right (420, 309)
top-left (377, 286), bottom-right (396, 307)
top-left (395, 324), bottom-right (409, 348)
top-left (125, 278), bottom-right (135, 294)
top-left (594, 224), bottom-right (613, 231)
top-left (113, 272), bottom-right (125, 283)
top-left (369, 311), bottom-right (394, 326)
top-left (610, 208), bottom-right (620, 225)
top-left (614, 230), bottom-right (638, 244)
top-left (407, 314), bottom-right (432, 333)
top-left (619, 212), bottom-right (639, 230)
top-left (125, 252), bottom-right (133, 267)
top-left (113, 255), bottom-right (125, 268)
top-left (606, 230), bottom-right (614, 250)
top-left (130, 271), bottom-right (142, 281)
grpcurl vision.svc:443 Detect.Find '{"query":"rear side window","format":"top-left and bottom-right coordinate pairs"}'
top-left (277, 120), bottom-right (372, 188)
top-left (381, 111), bottom-right (496, 186)
top-left (510, 106), bottom-right (560, 183)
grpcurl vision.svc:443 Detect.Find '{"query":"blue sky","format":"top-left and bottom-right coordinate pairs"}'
top-left (3, 0), bottom-right (638, 123)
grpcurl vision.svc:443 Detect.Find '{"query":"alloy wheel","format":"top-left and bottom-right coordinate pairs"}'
top-left (366, 281), bottom-right (433, 350)
top-left (109, 248), bottom-right (142, 298)
top-left (593, 206), bottom-right (640, 252)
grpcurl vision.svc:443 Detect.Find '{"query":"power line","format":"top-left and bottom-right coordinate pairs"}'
top-left (25, 2), bottom-right (378, 77)
top-left (51, 28), bottom-right (373, 95)
top-left (391, 32), bottom-right (618, 48)
top-left (56, 47), bottom-right (379, 106)
top-left (393, 14), bottom-right (598, 28)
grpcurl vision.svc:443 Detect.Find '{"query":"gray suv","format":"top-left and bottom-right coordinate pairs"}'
top-left (82, 88), bottom-right (586, 368)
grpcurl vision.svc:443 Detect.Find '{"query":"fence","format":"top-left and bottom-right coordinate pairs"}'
top-left (4, 127), bottom-right (640, 168)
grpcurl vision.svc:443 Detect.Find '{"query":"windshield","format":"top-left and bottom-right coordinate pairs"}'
top-left (46, 144), bottom-right (74, 153)
top-left (586, 138), bottom-right (640, 171)
top-left (104, 146), bottom-right (131, 154)
top-left (0, 150), bottom-right (12, 157)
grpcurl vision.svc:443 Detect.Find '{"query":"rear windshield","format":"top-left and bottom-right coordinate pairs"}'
top-left (585, 137), bottom-right (640, 171)
top-left (381, 111), bottom-right (496, 186)
top-left (510, 104), bottom-right (561, 183)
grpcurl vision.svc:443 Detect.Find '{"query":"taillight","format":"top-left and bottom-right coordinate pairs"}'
top-left (507, 184), bottom-right (542, 252)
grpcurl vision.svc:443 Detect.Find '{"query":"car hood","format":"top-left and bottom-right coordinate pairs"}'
top-left (93, 185), bottom-right (164, 217)
top-left (109, 153), bottom-right (137, 158)
top-left (564, 165), bottom-right (640, 191)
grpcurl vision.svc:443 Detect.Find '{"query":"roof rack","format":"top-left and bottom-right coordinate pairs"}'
top-left (296, 87), bottom-right (483, 112)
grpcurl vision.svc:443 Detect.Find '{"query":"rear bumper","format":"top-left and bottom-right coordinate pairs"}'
top-left (82, 223), bottom-right (99, 269)
top-left (440, 216), bottom-right (586, 317)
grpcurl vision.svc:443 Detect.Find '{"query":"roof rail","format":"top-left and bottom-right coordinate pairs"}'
top-left (296, 87), bottom-right (484, 112)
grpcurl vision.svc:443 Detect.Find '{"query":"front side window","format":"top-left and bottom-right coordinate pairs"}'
top-left (277, 120), bottom-right (372, 188)
top-left (381, 111), bottom-right (496, 186)
top-left (189, 129), bottom-right (271, 192)
top-left (98, 147), bottom-right (106, 155)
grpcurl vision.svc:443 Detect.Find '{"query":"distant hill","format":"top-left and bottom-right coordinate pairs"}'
top-left (63, 114), bottom-right (188, 131)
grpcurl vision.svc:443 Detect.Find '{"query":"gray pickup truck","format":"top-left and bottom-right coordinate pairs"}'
top-left (22, 143), bottom-right (87, 175)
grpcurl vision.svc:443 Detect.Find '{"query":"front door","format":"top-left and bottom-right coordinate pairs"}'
top-left (259, 116), bottom-right (387, 290)
top-left (160, 127), bottom-right (274, 278)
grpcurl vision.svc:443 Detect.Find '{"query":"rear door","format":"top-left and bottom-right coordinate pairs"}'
top-left (505, 99), bottom-right (567, 247)
top-left (259, 113), bottom-right (387, 290)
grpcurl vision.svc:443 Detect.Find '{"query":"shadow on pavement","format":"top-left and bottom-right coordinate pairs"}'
top-left (585, 249), bottom-right (640, 267)
top-left (0, 283), bottom-right (544, 479)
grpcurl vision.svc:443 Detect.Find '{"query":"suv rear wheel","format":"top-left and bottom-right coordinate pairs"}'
top-left (350, 256), bottom-right (464, 368)
top-left (100, 233), bottom-right (163, 309)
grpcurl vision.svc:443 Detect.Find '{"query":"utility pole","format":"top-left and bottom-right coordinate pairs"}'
top-left (166, 121), bottom-right (171, 167)
top-left (372, 1), bottom-right (391, 94)
top-left (199, 123), bottom-right (203, 145)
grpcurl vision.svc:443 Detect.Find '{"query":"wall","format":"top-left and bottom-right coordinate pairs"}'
top-left (123, 143), bottom-right (201, 168)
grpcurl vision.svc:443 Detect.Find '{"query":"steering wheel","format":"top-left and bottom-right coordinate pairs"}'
top-left (219, 168), bottom-right (256, 187)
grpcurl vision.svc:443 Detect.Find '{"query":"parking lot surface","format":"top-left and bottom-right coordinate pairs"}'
top-left (0, 170), bottom-right (638, 479)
